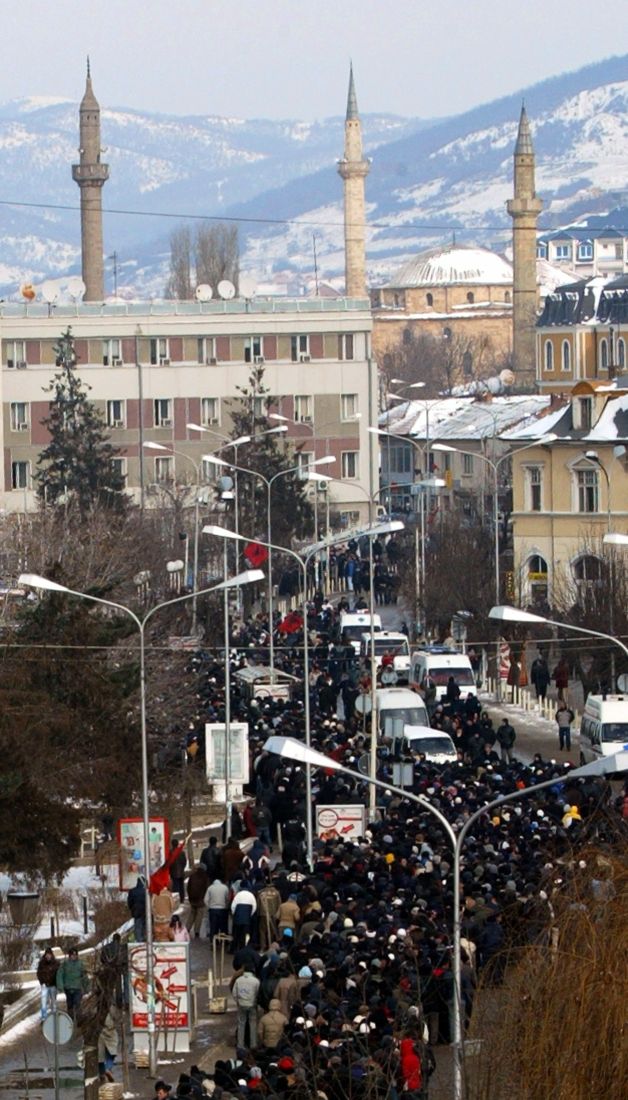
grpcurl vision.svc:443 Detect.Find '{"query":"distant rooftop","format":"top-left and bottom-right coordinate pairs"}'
top-left (0, 296), bottom-right (370, 319)
top-left (381, 394), bottom-right (552, 441)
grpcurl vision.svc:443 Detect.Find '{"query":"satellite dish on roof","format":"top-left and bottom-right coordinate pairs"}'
top-left (499, 369), bottom-right (515, 387)
top-left (67, 277), bottom-right (86, 301)
top-left (20, 282), bottom-right (36, 301)
top-left (195, 283), bottom-right (213, 302)
top-left (217, 279), bottom-right (235, 300)
top-left (41, 280), bottom-right (59, 304)
top-left (239, 275), bottom-right (257, 300)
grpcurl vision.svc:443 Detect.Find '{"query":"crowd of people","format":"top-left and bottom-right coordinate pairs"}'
top-left (122, 582), bottom-right (625, 1100)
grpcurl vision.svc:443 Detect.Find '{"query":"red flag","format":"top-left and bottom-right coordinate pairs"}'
top-left (243, 541), bottom-right (269, 568)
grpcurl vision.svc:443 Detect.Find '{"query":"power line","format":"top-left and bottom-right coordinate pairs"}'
top-left (0, 195), bottom-right (549, 236)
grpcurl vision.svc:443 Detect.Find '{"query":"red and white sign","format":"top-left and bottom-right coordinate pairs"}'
top-left (316, 804), bottom-right (367, 842)
top-left (129, 942), bottom-right (190, 1030)
top-left (117, 817), bottom-right (169, 891)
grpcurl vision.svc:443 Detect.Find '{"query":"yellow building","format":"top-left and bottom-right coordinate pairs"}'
top-left (536, 275), bottom-right (628, 392)
top-left (505, 379), bottom-right (628, 605)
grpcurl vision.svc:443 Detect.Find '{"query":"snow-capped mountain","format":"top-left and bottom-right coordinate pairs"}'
top-left (0, 54), bottom-right (626, 297)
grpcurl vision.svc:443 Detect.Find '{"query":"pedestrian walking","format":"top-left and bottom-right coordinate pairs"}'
top-left (126, 876), bottom-right (147, 942)
top-left (205, 875), bottom-right (230, 941)
top-left (530, 650), bottom-right (550, 701)
top-left (555, 701), bottom-right (575, 750)
top-left (37, 946), bottom-right (59, 1021)
top-left (495, 718), bottom-right (516, 763)
top-left (186, 863), bottom-right (209, 938)
top-left (232, 965), bottom-right (260, 1050)
top-left (55, 947), bottom-right (89, 1020)
top-left (168, 837), bottom-right (187, 902)
top-left (231, 880), bottom-right (257, 951)
top-left (552, 657), bottom-right (570, 703)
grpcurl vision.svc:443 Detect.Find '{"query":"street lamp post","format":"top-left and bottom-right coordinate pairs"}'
top-left (209, 454), bottom-right (335, 678)
top-left (432, 436), bottom-right (557, 698)
top-left (489, 603), bottom-right (628, 665)
top-left (263, 734), bottom-right (627, 1100)
top-left (18, 567), bottom-right (264, 1076)
top-left (203, 519), bottom-right (403, 865)
top-left (144, 436), bottom-right (253, 635)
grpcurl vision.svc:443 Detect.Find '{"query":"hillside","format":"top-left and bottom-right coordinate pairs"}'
top-left (0, 54), bottom-right (626, 296)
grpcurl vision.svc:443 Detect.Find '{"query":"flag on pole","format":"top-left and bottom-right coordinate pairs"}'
top-left (243, 541), bottom-right (269, 568)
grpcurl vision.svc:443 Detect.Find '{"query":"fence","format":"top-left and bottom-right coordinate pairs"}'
top-left (485, 676), bottom-right (580, 728)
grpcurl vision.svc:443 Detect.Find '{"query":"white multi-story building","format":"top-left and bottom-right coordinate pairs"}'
top-left (0, 297), bottom-right (378, 525)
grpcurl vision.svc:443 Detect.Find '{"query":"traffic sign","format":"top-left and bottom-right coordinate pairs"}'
top-left (355, 693), bottom-right (372, 714)
top-left (42, 1010), bottom-right (73, 1045)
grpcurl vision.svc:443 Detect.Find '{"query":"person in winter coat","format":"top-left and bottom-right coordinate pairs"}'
top-left (231, 881), bottom-right (257, 951)
top-left (222, 837), bottom-right (245, 884)
top-left (97, 1003), bottom-right (120, 1083)
top-left (399, 1034), bottom-right (423, 1093)
top-left (168, 837), bottom-right (187, 901)
top-left (257, 997), bottom-right (288, 1049)
top-left (199, 836), bottom-right (223, 881)
top-left (37, 946), bottom-right (59, 1020)
top-left (555, 702), bottom-right (575, 751)
top-left (553, 657), bottom-right (570, 703)
top-left (232, 966), bottom-right (260, 1050)
top-left (530, 651), bottom-right (550, 701)
top-left (56, 947), bottom-right (89, 1020)
top-left (277, 894), bottom-right (300, 937)
top-left (186, 864), bottom-right (209, 937)
top-left (127, 877), bottom-right (147, 942)
top-left (495, 719), bottom-right (516, 763)
top-left (205, 876), bottom-right (230, 941)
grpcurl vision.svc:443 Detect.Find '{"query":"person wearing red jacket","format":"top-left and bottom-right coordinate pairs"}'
top-left (399, 1034), bottom-right (423, 1093)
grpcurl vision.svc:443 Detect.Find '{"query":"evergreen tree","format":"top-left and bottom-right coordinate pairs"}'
top-left (227, 364), bottom-right (314, 548)
top-left (35, 328), bottom-right (126, 513)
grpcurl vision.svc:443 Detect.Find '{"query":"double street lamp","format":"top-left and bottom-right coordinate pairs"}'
top-left (263, 734), bottom-right (627, 1100)
top-left (18, 567), bottom-right (264, 1076)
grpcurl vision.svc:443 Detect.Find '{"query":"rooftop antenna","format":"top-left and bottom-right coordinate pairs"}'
top-left (108, 251), bottom-right (118, 297)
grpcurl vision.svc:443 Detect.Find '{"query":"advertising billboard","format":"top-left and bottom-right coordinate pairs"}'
top-left (117, 817), bottom-right (168, 891)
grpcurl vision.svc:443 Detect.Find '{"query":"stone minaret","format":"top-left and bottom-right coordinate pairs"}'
top-left (506, 104), bottom-right (542, 385)
top-left (337, 64), bottom-right (370, 298)
top-left (72, 59), bottom-right (109, 301)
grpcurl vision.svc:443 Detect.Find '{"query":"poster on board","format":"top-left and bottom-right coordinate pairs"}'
top-left (117, 817), bottom-right (168, 891)
top-left (129, 941), bottom-right (191, 1031)
top-left (316, 804), bottom-right (367, 842)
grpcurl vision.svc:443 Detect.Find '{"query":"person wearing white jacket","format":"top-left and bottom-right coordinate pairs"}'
top-left (230, 882), bottom-right (257, 951)
top-left (204, 877), bottom-right (230, 941)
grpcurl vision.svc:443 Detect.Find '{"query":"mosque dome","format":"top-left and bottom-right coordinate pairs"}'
top-left (385, 245), bottom-right (513, 289)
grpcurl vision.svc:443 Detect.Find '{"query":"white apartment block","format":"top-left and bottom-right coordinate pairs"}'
top-left (0, 297), bottom-right (378, 526)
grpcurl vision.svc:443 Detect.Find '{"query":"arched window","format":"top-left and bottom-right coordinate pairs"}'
top-left (462, 351), bottom-right (473, 376)
top-left (528, 554), bottom-right (548, 575)
top-left (599, 338), bottom-right (608, 370)
top-left (617, 338), bottom-right (626, 368)
top-left (426, 292), bottom-right (433, 307)
top-left (443, 326), bottom-right (452, 341)
top-left (562, 340), bottom-right (571, 372)
top-left (544, 340), bottom-right (554, 371)
top-left (402, 326), bottom-right (413, 346)
top-left (572, 555), bottom-right (605, 606)
top-left (467, 291), bottom-right (475, 304)
top-left (505, 290), bottom-right (511, 302)
top-left (572, 555), bottom-right (603, 583)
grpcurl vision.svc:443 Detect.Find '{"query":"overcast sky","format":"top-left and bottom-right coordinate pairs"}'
top-left (3, 0), bottom-right (628, 119)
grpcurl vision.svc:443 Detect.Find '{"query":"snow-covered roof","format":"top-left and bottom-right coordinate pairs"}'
top-left (582, 394), bottom-right (628, 442)
top-left (381, 394), bottom-right (552, 441)
top-left (536, 258), bottom-right (579, 297)
top-left (384, 245), bottom-right (513, 289)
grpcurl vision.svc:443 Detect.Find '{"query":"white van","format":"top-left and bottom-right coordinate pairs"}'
top-left (359, 631), bottom-right (411, 681)
top-left (579, 694), bottom-right (628, 764)
top-left (339, 611), bottom-right (382, 655)
top-left (376, 687), bottom-right (429, 738)
top-left (410, 646), bottom-right (477, 703)
top-left (403, 726), bottom-right (458, 765)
